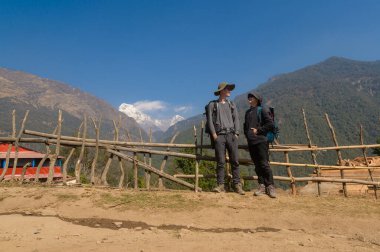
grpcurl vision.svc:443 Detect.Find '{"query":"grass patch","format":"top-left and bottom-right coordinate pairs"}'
top-left (96, 192), bottom-right (204, 211)
top-left (54, 193), bottom-right (80, 201)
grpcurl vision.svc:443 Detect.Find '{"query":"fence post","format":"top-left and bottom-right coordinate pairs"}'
top-left (302, 108), bottom-right (321, 196)
top-left (325, 113), bottom-right (347, 197)
top-left (360, 125), bottom-right (377, 199)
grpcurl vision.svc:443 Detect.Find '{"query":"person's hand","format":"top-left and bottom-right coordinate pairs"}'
top-left (250, 128), bottom-right (257, 135)
top-left (212, 133), bottom-right (218, 140)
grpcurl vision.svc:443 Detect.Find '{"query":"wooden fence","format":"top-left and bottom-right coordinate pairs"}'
top-left (0, 109), bottom-right (379, 198)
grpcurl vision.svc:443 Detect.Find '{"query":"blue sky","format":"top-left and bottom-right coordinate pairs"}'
top-left (1, 0), bottom-right (380, 120)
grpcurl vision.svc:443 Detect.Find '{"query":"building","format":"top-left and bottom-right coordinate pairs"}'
top-left (0, 143), bottom-right (63, 180)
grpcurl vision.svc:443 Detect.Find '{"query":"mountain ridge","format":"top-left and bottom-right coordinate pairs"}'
top-left (0, 67), bottom-right (146, 140)
top-left (163, 57), bottom-right (380, 147)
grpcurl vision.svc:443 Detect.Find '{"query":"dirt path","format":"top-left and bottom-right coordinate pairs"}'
top-left (0, 185), bottom-right (379, 251)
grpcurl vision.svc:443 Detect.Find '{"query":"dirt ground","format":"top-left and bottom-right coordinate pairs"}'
top-left (0, 184), bottom-right (379, 252)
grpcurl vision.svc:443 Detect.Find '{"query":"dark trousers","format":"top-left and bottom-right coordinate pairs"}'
top-left (214, 133), bottom-right (240, 185)
top-left (248, 141), bottom-right (274, 186)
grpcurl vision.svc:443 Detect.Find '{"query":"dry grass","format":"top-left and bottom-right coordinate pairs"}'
top-left (94, 191), bottom-right (208, 211)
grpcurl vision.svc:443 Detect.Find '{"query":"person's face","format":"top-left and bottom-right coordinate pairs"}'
top-left (248, 96), bottom-right (258, 107)
top-left (220, 87), bottom-right (231, 97)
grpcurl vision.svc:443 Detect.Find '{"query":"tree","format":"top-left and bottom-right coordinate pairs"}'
top-left (174, 148), bottom-right (217, 191)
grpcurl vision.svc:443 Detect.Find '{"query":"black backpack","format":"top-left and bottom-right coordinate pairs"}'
top-left (257, 106), bottom-right (279, 144)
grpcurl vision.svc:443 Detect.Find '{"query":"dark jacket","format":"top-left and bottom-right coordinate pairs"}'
top-left (244, 105), bottom-right (274, 145)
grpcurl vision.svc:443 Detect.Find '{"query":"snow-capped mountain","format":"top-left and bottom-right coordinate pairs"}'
top-left (119, 103), bottom-right (185, 132)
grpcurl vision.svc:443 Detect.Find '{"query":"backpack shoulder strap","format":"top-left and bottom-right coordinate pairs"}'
top-left (257, 106), bottom-right (263, 124)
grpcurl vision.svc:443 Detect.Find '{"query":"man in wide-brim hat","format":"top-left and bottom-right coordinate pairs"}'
top-left (206, 82), bottom-right (244, 195)
top-left (214, 82), bottom-right (235, 96)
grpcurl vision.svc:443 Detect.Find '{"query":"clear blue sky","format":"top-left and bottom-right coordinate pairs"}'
top-left (1, 0), bottom-right (380, 119)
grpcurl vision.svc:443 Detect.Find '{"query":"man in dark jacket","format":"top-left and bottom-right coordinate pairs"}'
top-left (207, 82), bottom-right (244, 195)
top-left (244, 92), bottom-right (276, 198)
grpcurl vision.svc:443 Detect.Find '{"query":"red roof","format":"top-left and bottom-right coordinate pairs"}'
top-left (0, 144), bottom-right (62, 159)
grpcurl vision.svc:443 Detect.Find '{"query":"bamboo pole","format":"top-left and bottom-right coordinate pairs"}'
top-left (90, 118), bottom-right (101, 185)
top-left (270, 161), bottom-right (380, 170)
top-left (0, 110), bottom-right (16, 181)
top-left (194, 125), bottom-right (199, 192)
top-left (285, 151), bottom-right (296, 195)
top-left (325, 113), bottom-right (347, 197)
top-left (158, 132), bottom-right (179, 190)
top-left (360, 125), bottom-right (377, 199)
top-left (19, 162), bottom-right (31, 184)
top-left (174, 174), bottom-right (380, 186)
top-left (302, 108), bottom-right (321, 196)
top-left (11, 110), bottom-right (29, 181)
top-left (23, 129), bottom-right (195, 148)
top-left (3, 131), bottom-right (380, 171)
top-left (47, 110), bottom-right (62, 184)
top-left (107, 149), bottom-right (202, 191)
top-left (62, 122), bottom-right (83, 185)
top-left (20, 130), bottom-right (380, 151)
top-left (75, 115), bottom-right (87, 184)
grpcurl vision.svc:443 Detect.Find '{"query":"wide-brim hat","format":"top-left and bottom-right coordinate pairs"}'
top-left (214, 82), bottom-right (235, 96)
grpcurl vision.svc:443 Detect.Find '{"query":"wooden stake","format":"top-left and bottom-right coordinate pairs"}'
top-left (158, 132), bottom-right (179, 190)
top-left (75, 115), bottom-right (87, 184)
top-left (115, 118), bottom-right (125, 189)
top-left (302, 108), bottom-right (321, 196)
top-left (90, 117), bottom-right (100, 184)
top-left (194, 125), bottom-right (199, 192)
top-left (284, 151), bottom-right (296, 195)
top-left (360, 125), bottom-right (377, 199)
top-left (146, 128), bottom-right (152, 190)
top-left (0, 110), bottom-right (16, 181)
top-left (133, 152), bottom-right (138, 189)
top-left (62, 122), bottom-right (83, 185)
top-left (47, 110), bottom-right (62, 184)
top-left (324, 113), bottom-right (347, 197)
top-left (107, 149), bottom-right (202, 191)
top-left (11, 110), bottom-right (29, 181)
top-left (19, 162), bottom-right (31, 184)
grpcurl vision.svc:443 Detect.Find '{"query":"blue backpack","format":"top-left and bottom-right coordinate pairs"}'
top-left (257, 106), bottom-right (279, 144)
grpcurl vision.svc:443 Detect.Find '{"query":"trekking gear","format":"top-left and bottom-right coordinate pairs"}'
top-left (257, 106), bottom-right (279, 144)
top-left (232, 183), bottom-right (245, 195)
top-left (266, 184), bottom-right (277, 198)
top-left (204, 99), bottom-right (235, 136)
top-left (212, 184), bottom-right (226, 193)
top-left (253, 184), bottom-right (266, 196)
top-left (214, 82), bottom-right (235, 96)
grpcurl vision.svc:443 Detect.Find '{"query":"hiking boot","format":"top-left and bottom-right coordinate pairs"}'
top-left (232, 183), bottom-right (245, 195)
top-left (253, 184), bottom-right (266, 196)
top-left (266, 185), bottom-right (277, 198)
top-left (212, 184), bottom-right (225, 193)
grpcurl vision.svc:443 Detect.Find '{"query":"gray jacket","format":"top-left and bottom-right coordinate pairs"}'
top-left (206, 99), bottom-right (240, 135)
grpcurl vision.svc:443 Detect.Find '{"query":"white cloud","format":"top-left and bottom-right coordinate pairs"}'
top-left (133, 100), bottom-right (167, 112)
top-left (174, 106), bottom-right (192, 113)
